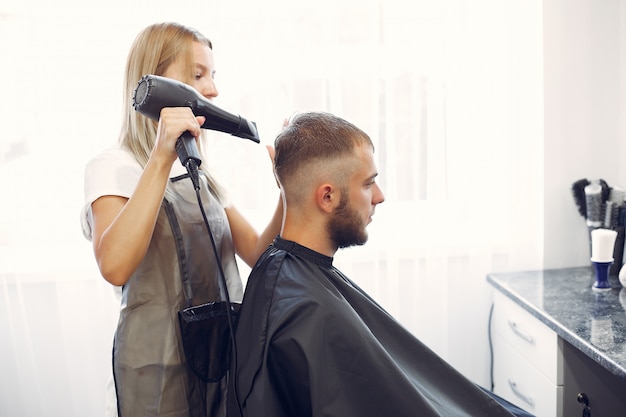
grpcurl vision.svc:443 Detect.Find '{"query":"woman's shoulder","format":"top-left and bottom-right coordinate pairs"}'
top-left (85, 146), bottom-right (142, 178)
top-left (89, 146), bottom-right (138, 167)
top-left (81, 146), bottom-right (142, 241)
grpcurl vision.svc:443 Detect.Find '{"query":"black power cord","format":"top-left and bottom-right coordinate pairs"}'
top-left (192, 181), bottom-right (243, 417)
top-left (176, 127), bottom-right (244, 416)
top-left (177, 131), bottom-right (202, 192)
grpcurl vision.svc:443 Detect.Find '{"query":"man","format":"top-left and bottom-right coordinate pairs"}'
top-left (228, 112), bottom-right (532, 417)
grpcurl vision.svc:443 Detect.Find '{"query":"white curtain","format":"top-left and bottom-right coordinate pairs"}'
top-left (0, 0), bottom-right (543, 415)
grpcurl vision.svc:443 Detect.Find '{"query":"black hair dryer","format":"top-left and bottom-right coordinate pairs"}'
top-left (132, 74), bottom-right (260, 170)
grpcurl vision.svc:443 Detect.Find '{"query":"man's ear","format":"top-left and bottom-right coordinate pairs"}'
top-left (316, 183), bottom-right (339, 214)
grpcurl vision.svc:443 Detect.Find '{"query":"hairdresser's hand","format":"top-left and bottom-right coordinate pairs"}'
top-left (153, 107), bottom-right (206, 165)
top-left (265, 145), bottom-right (275, 164)
top-left (266, 118), bottom-right (289, 189)
top-left (265, 145), bottom-right (281, 189)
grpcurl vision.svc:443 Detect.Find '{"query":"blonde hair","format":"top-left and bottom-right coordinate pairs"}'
top-left (119, 22), bottom-right (226, 202)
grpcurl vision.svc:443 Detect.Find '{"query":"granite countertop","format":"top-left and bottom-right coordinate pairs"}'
top-left (487, 266), bottom-right (626, 381)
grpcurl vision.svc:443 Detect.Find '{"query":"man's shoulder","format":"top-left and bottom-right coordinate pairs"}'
top-left (251, 246), bottom-right (328, 286)
top-left (244, 246), bottom-right (332, 310)
top-left (247, 247), bottom-right (294, 291)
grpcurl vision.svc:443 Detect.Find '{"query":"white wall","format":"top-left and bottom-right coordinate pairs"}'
top-left (543, 0), bottom-right (626, 269)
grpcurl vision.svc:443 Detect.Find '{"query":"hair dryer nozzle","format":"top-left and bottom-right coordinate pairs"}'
top-left (232, 118), bottom-right (260, 143)
top-left (132, 74), bottom-right (261, 143)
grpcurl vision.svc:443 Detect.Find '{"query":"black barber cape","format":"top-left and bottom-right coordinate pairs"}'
top-left (228, 237), bottom-right (531, 417)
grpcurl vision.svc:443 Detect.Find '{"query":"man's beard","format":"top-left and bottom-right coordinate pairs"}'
top-left (328, 193), bottom-right (368, 249)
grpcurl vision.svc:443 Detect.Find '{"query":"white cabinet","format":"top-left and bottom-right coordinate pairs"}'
top-left (491, 291), bottom-right (564, 417)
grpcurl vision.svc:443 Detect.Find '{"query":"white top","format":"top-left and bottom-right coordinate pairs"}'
top-left (80, 146), bottom-right (187, 242)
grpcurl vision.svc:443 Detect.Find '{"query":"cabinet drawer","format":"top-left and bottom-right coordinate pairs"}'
top-left (492, 291), bottom-right (563, 384)
top-left (493, 333), bottom-right (563, 417)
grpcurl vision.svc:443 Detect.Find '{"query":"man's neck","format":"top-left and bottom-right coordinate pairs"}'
top-left (281, 220), bottom-right (337, 258)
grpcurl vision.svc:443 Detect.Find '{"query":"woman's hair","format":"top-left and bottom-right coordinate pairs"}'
top-left (119, 22), bottom-right (225, 201)
top-left (274, 111), bottom-right (373, 204)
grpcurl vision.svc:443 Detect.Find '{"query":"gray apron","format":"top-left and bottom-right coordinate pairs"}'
top-left (113, 172), bottom-right (243, 417)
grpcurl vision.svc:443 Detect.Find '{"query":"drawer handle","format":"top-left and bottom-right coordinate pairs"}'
top-left (508, 379), bottom-right (535, 407)
top-left (507, 320), bottom-right (535, 345)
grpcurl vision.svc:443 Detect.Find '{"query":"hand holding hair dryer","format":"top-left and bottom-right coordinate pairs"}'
top-left (132, 74), bottom-right (260, 174)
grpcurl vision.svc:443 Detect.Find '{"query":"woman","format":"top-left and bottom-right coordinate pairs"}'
top-left (80, 22), bottom-right (282, 417)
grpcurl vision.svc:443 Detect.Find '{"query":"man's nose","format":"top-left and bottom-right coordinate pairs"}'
top-left (374, 183), bottom-right (385, 204)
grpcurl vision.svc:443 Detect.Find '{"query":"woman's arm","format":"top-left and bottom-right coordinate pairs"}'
top-left (226, 144), bottom-right (284, 268)
top-left (90, 156), bottom-right (172, 286)
top-left (91, 108), bottom-right (205, 286)
top-left (226, 195), bottom-right (284, 268)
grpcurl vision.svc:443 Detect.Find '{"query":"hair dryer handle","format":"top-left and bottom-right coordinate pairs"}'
top-left (175, 131), bottom-right (202, 190)
top-left (175, 131), bottom-right (202, 167)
